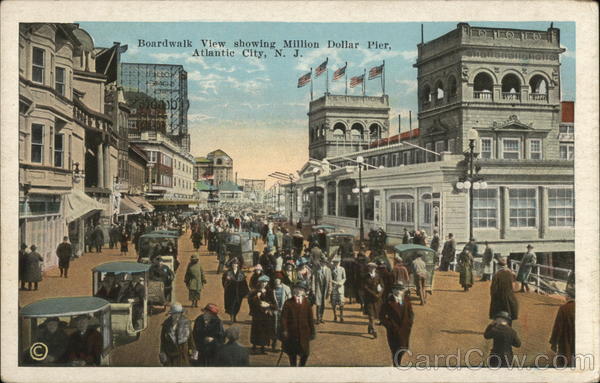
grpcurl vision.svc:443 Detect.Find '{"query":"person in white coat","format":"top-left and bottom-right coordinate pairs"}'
top-left (330, 257), bottom-right (347, 322)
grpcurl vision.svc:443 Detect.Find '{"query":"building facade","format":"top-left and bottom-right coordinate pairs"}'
top-left (286, 23), bottom-right (574, 269)
top-left (194, 149), bottom-right (234, 187)
top-left (120, 63), bottom-right (190, 152)
top-left (239, 178), bottom-right (266, 202)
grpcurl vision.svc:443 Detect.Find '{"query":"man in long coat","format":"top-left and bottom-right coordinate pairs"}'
top-left (517, 244), bottom-right (537, 292)
top-left (458, 249), bottom-right (474, 292)
top-left (379, 282), bottom-right (414, 366)
top-left (362, 262), bottom-right (384, 338)
top-left (489, 257), bottom-right (519, 322)
top-left (248, 275), bottom-right (276, 354)
top-left (193, 303), bottom-right (225, 366)
top-left (311, 259), bottom-right (332, 324)
top-left (549, 290), bottom-right (575, 367)
top-left (184, 254), bottom-right (206, 308)
top-left (92, 224), bottom-right (104, 253)
top-left (281, 281), bottom-right (315, 366)
top-left (56, 236), bottom-right (72, 278)
top-left (330, 258), bottom-right (346, 322)
top-left (222, 258), bottom-right (249, 323)
top-left (23, 244), bottom-right (43, 291)
top-left (214, 326), bottom-right (250, 366)
top-left (439, 233), bottom-right (456, 271)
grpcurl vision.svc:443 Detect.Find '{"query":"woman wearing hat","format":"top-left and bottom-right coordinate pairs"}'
top-left (247, 275), bottom-right (276, 354)
top-left (516, 245), bottom-right (537, 293)
top-left (192, 303), bottom-right (224, 366)
top-left (184, 254), bottom-right (207, 308)
top-left (22, 244), bottom-right (43, 291)
top-left (458, 249), bottom-right (474, 292)
top-left (159, 303), bottom-right (195, 366)
top-left (24, 317), bottom-right (69, 364)
top-left (379, 282), bottom-right (414, 366)
top-left (483, 311), bottom-right (521, 367)
top-left (222, 258), bottom-right (249, 323)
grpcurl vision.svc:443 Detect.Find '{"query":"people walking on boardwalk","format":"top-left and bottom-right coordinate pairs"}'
top-left (23, 244), bottom-right (43, 291)
top-left (119, 229), bottom-right (130, 256)
top-left (429, 230), bottom-right (440, 258)
top-left (92, 224), bottom-right (104, 253)
top-left (458, 249), bottom-right (474, 292)
top-left (19, 243), bottom-right (28, 290)
top-left (439, 233), bottom-right (456, 271)
top-left (281, 281), bottom-right (315, 367)
top-left (56, 236), bottom-right (73, 278)
top-left (184, 254), bottom-right (206, 308)
top-left (311, 257), bottom-right (332, 324)
top-left (392, 255), bottom-right (410, 286)
top-left (193, 303), bottom-right (224, 366)
top-left (362, 262), bottom-right (383, 338)
top-left (379, 282), bottom-right (414, 366)
top-left (517, 244), bottom-right (537, 293)
top-left (484, 311), bottom-right (521, 367)
top-left (192, 229), bottom-right (203, 251)
top-left (489, 257), bottom-right (519, 322)
top-left (330, 257), bottom-right (346, 322)
top-left (411, 253), bottom-right (428, 304)
top-left (248, 275), bottom-right (276, 354)
top-left (159, 303), bottom-right (195, 367)
top-left (480, 241), bottom-right (494, 281)
top-left (222, 258), bottom-right (249, 323)
top-left (550, 288), bottom-right (575, 367)
top-left (217, 239), bottom-right (227, 274)
top-left (213, 326), bottom-right (250, 367)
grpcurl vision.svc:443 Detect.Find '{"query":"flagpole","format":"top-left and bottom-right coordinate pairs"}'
top-left (382, 60), bottom-right (386, 95)
top-left (325, 58), bottom-right (329, 95)
top-left (310, 67), bottom-right (313, 101)
top-left (345, 62), bottom-right (348, 96)
top-left (363, 68), bottom-right (366, 96)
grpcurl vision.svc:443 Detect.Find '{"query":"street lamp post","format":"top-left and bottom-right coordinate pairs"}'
top-left (352, 156), bottom-right (370, 244)
top-left (312, 168), bottom-right (320, 225)
top-left (456, 129), bottom-right (487, 242)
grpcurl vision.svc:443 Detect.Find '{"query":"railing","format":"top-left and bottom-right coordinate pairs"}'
top-left (529, 93), bottom-right (548, 101)
top-left (473, 91), bottom-right (492, 100)
top-left (502, 92), bottom-right (521, 101)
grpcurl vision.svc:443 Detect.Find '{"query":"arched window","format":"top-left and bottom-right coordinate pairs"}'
top-left (369, 123), bottom-right (381, 140)
top-left (422, 84), bottom-right (432, 105)
top-left (216, 158), bottom-right (223, 165)
top-left (435, 81), bottom-right (445, 100)
top-left (332, 122), bottom-right (346, 138)
top-left (448, 76), bottom-right (457, 99)
top-left (351, 123), bottom-right (364, 139)
top-left (529, 75), bottom-right (548, 101)
top-left (501, 73), bottom-right (521, 100)
top-left (473, 72), bottom-right (493, 99)
top-left (389, 194), bottom-right (414, 223)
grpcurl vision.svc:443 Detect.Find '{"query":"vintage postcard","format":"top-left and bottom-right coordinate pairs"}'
top-left (1, 1), bottom-right (598, 382)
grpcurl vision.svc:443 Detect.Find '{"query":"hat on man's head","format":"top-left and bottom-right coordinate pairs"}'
top-left (254, 264), bottom-right (263, 271)
top-left (258, 275), bottom-right (270, 283)
top-left (191, 254), bottom-right (199, 261)
top-left (170, 302), bottom-right (184, 314)
top-left (228, 257), bottom-right (240, 266)
top-left (527, 244), bottom-right (534, 249)
top-left (203, 303), bottom-right (219, 315)
top-left (391, 282), bottom-right (405, 291)
top-left (367, 262), bottom-right (377, 268)
top-left (30, 245), bottom-right (37, 251)
top-left (494, 311), bottom-right (512, 322)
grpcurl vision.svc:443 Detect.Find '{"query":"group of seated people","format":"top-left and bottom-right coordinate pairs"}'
top-left (138, 240), bottom-right (179, 271)
top-left (95, 273), bottom-right (145, 330)
top-left (24, 315), bottom-right (103, 366)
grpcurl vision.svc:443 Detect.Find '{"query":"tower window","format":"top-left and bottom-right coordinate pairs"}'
top-left (473, 72), bottom-right (493, 100)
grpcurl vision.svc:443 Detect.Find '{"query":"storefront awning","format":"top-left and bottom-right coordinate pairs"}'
top-left (129, 195), bottom-right (155, 212)
top-left (64, 189), bottom-right (105, 223)
top-left (119, 195), bottom-right (142, 216)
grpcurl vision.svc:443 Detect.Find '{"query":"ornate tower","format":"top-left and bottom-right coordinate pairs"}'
top-left (308, 94), bottom-right (390, 160)
top-left (414, 23), bottom-right (564, 160)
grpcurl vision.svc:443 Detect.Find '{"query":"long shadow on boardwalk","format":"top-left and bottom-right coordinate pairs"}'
top-left (440, 329), bottom-right (484, 336)
top-left (317, 330), bottom-right (373, 339)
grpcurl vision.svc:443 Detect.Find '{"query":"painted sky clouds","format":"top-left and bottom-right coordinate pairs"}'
top-left (79, 21), bottom-right (576, 182)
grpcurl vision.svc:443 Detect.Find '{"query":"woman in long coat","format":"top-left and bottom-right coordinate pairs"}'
top-left (184, 254), bottom-right (206, 308)
top-left (247, 276), bottom-right (276, 354)
top-left (23, 245), bottom-right (43, 290)
top-left (458, 249), bottom-right (474, 291)
top-left (222, 259), bottom-right (249, 322)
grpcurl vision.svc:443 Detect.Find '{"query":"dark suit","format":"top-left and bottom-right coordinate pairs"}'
top-left (66, 328), bottom-right (103, 366)
top-left (214, 341), bottom-right (250, 366)
top-left (193, 314), bottom-right (224, 366)
top-left (281, 297), bottom-right (315, 366)
top-left (484, 322), bottom-right (521, 367)
top-left (379, 292), bottom-right (414, 365)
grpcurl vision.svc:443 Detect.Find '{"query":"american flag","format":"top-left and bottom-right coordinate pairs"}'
top-left (333, 65), bottom-right (346, 81)
top-left (315, 59), bottom-right (328, 77)
top-left (297, 72), bottom-right (311, 88)
top-left (349, 74), bottom-right (364, 88)
top-left (368, 64), bottom-right (384, 79)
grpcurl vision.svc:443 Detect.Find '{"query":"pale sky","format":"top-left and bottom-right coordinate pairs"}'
top-left (80, 21), bottom-right (576, 186)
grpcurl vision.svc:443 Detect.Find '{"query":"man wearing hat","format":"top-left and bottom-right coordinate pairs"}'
top-left (379, 282), bottom-right (414, 366)
top-left (249, 264), bottom-right (265, 290)
top-left (159, 303), bottom-right (195, 366)
top-left (222, 258), bottom-right (249, 323)
top-left (489, 256), bottom-right (519, 322)
top-left (516, 245), bottom-right (537, 293)
top-left (549, 286), bottom-right (575, 367)
top-left (66, 315), bottom-right (103, 366)
top-left (411, 253), bottom-right (429, 304)
top-left (483, 311), bottom-right (521, 367)
top-left (330, 257), bottom-right (346, 322)
top-left (150, 256), bottom-right (174, 304)
top-left (281, 260), bottom-right (298, 287)
top-left (184, 254), bottom-right (207, 308)
top-left (311, 258), bottom-right (332, 324)
top-left (281, 281), bottom-right (315, 366)
top-left (56, 236), bottom-right (73, 278)
top-left (362, 262), bottom-right (384, 338)
top-left (193, 303), bottom-right (224, 366)
top-left (248, 275), bottom-right (276, 354)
